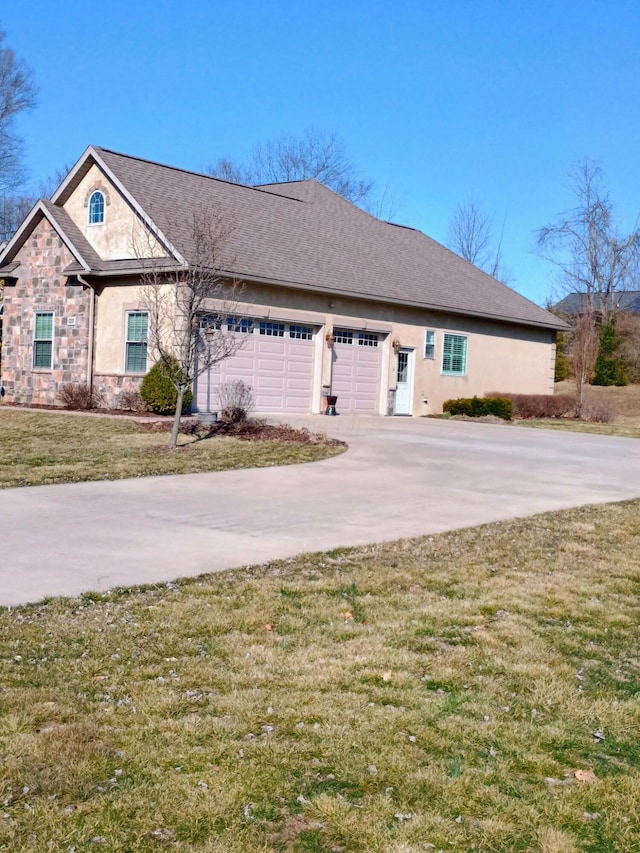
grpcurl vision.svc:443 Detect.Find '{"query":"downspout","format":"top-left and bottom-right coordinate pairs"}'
top-left (77, 275), bottom-right (95, 390)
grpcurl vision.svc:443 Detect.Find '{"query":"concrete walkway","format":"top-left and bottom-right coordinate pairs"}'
top-left (2, 415), bottom-right (640, 607)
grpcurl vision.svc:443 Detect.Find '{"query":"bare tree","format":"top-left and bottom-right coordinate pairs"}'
top-left (138, 208), bottom-right (248, 449)
top-left (571, 310), bottom-right (599, 418)
top-left (0, 31), bottom-right (37, 194)
top-left (537, 160), bottom-right (640, 319)
top-left (446, 196), bottom-right (512, 283)
top-left (207, 128), bottom-right (373, 205)
top-left (0, 193), bottom-right (33, 243)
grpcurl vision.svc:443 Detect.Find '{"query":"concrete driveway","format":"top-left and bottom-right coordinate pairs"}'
top-left (3, 416), bottom-right (640, 607)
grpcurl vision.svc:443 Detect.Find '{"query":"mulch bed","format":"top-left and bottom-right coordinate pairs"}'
top-left (179, 417), bottom-right (345, 446)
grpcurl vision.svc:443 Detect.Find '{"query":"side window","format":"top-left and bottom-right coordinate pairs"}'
top-left (424, 330), bottom-right (435, 359)
top-left (125, 311), bottom-right (148, 372)
top-left (88, 190), bottom-right (105, 224)
top-left (442, 333), bottom-right (467, 375)
top-left (33, 312), bottom-right (54, 369)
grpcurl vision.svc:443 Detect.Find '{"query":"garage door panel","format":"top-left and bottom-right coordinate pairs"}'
top-left (332, 336), bottom-right (382, 414)
top-left (197, 327), bottom-right (314, 413)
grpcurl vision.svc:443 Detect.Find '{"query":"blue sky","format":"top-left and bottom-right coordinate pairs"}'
top-left (4, 0), bottom-right (640, 305)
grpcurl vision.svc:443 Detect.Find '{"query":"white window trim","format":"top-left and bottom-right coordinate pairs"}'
top-left (33, 310), bottom-right (54, 371)
top-left (88, 190), bottom-right (106, 226)
top-left (124, 310), bottom-right (149, 374)
top-left (424, 329), bottom-right (435, 359)
top-left (441, 332), bottom-right (468, 376)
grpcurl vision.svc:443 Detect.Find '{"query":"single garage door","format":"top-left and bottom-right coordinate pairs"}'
top-left (331, 328), bottom-right (382, 414)
top-left (196, 319), bottom-right (315, 414)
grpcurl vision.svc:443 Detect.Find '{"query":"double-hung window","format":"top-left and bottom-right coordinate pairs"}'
top-left (424, 330), bottom-right (435, 359)
top-left (125, 311), bottom-right (148, 372)
top-left (33, 312), bottom-right (54, 369)
top-left (442, 333), bottom-right (467, 375)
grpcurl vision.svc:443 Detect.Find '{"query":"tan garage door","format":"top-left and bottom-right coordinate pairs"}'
top-left (331, 328), bottom-right (382, 414)
top-left (196, 320), bottom-right (315, 413)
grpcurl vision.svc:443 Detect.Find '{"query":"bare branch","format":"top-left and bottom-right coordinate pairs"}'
top-left (207, 128), bottom-right (373, 205)
top-left (447, 196), bottom-right (513, 283)
top-left (0, 31), bottom-right (37, 194)
top-left (135, 206), bottom-right (249, 449)
top-left (537, 159), bottom-right (640, 317)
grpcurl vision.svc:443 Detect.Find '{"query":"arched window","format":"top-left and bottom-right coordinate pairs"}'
top-left (88, 190), bottom-right (105, 224)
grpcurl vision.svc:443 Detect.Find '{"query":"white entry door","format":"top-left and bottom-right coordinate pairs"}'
top-left (394, 348), bottom-right (414, 415)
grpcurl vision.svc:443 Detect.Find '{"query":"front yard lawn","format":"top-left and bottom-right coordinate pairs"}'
top-left (1, 500), bottom-right (640, 851)
top-left (0, 409), bottom-right (344, 489)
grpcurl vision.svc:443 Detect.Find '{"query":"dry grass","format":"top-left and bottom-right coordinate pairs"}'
top-left (519, 382), bottom-right (640, 438)
top-left (0, 410), bottom-right (344, 489)
top-left (2, 501), bottom-right (640, 851)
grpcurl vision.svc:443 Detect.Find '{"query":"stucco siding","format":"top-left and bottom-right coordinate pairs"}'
top-left (62, 164), bottom-right (168, 261)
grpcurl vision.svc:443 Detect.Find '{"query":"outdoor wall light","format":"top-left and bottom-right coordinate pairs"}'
top-left (392, 338), bottom-right (401, 351)
top-left (326, 332), bottom-right (335, 346)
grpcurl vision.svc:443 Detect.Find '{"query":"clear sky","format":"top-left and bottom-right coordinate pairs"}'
top-left (4, 0), bottom-right (640, 305)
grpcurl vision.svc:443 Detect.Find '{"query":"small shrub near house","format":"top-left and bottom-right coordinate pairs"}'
top-left (582, 395), bottom-right (617, 423)
top-left (442, 396), bottom-right (513, 420)
top-left (140, 357), bottom-right (193, 416)
top-left (118, 388), bottom-right (147, 413)
top-left (58, 382), bottom-right (104, 411)
top-left (216, 380), bottom-right (255, 423)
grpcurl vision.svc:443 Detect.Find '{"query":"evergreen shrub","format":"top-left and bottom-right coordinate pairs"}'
top-left (140, 357), bottom-right (193, 415)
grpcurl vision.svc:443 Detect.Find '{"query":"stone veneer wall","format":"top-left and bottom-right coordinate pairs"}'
top-left (93, 373), bottom-right (143, 409)
top-left (1, 218), bottom-right (91, 405)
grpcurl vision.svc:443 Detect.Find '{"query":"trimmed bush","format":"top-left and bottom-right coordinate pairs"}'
top-left (140, 358), bottom-right (193, 415)
top-left (488, 392), bottom-right (576, 419)
top-left (442, 396), bottom-right (513, 420)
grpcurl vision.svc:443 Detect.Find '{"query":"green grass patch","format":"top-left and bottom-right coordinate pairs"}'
top-left (0, 410), bottom-right (344, 488)
top-left (1, 501), bottom-right (640, 851)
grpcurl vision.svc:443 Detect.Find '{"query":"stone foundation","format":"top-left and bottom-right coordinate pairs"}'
top-left (94, 374), bottom-right (143, 409)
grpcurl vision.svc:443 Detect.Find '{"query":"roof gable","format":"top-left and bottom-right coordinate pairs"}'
top-left (0, 199), bottom-right (101, 272)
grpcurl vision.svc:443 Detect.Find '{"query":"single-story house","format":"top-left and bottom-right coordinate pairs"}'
top-left (0, 146), bottom-right (566, 416)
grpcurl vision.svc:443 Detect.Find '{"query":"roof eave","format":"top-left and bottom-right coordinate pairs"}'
top-left (222, 270), bottom-right (569, 332)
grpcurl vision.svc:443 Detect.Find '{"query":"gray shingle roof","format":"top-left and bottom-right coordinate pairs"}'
top-left (554, 291), bottom-right (640, 315)
top-left (12, 146), bottom-right (565, 332)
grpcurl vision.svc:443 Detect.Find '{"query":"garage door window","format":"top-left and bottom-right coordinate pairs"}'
top-left (358, 332), bottom-right (378, 347)
top-left (289, 324), bottom-right (312, 340)
top-left (334, 328), bottom-right (353, 344)
top-left (259, 321), bottom-right (285, 337)
top-left (228, 317), bottom-right (254, 333)
top-left (442, 333), bottom-right (467, 375)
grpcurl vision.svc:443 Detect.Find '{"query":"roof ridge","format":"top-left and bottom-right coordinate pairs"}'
top-left (94, 146), bottom-right (306, 204)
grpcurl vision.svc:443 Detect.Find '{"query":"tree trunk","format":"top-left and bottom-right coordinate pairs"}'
top-left (168, 386), bottom-right (185, 450)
